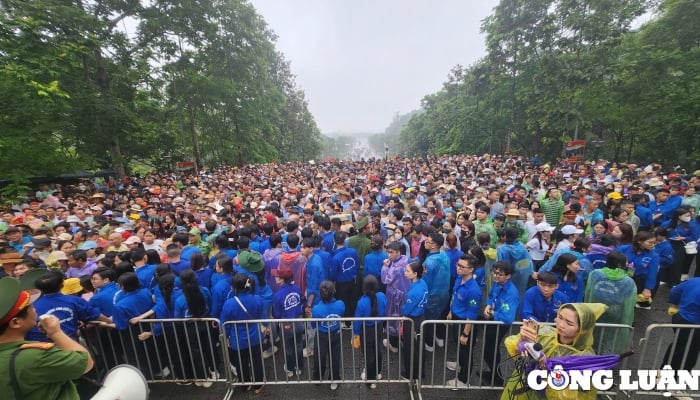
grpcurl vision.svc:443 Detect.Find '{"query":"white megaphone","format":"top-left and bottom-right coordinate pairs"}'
top-left (91, 364), bottom-right (149, 400)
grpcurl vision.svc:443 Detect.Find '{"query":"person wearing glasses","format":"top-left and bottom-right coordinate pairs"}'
top-left (445, 254), bottom-right (482, 389)
top-left (481, 261), bottom-right (519, 386)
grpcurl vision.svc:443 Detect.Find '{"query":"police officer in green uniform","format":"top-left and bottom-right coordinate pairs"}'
top-left (0, 277), bottom-right (93, 400)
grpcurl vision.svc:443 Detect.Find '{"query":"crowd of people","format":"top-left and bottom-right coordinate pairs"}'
top-left (0, 153), bottom-right (699, 397)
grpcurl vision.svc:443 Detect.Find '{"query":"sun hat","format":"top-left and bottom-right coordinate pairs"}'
top-left (238, 251), bottom-right (264, 273)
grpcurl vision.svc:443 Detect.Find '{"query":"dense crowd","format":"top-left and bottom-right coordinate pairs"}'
top-left (1, 153), bottom-right (699, 397)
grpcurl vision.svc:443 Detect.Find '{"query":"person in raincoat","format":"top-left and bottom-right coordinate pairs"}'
top-left (497, 227), bottom-right (534, 299)
top-left (380, 241), bottom-right (410, 352)
top-left (584, 251), bottom-right (635, 355)
top-left (500, 302), bottom-right (608, 400)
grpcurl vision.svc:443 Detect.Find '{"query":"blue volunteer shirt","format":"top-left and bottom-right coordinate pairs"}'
top-left (89, 281), bottom-right (120, 317)
top-left (149, 298), bottom-right (176, 337)
top-left (654, 240), bottom-right (675, 269)
top-left (617, 245), bottom-right (660, 291)
top-left (487, 280), bottom-right (520, 325)
top-left (113, 288), bottom-right (153, 330)
top-left (402, 279), bottom-right (428, 317)
top-left (272, 283), bottom-right (303, 319)
top-left (669, 277), bottom-right (700, 324)
top-left (169, 259), bottom-right (190, 276)
top-left (174, 287), bottom-right (211, 318)
top-left (521, 285), bottom-right (567, 322)
top-left (312, 299), bottom-right (345, 333)
top-left (450, 277), bottom-right (482, 320)
top-left (321, 231), bottom-right (336, 254)
top-left (554, 273), bottom-right (584, 303)
top-left (194, 267), bottom-right (214, 290)
top-left (135, 264), bottom-right (157, 289)
top-left (330, 246), bottom-right (359, 283)
top-left (353, 292), bottom-right (388, 335)
top-left (305, 252), bottom-right (326, 307)
top-left (27, 293), bottom-right (101, 341)
top-left (211, 274), bottom-right (234, 318)
top-left (313, 248), bottom-right (332, 279)
top-left (220, 293), bottom-right (265, 350)
top-left (445, 248), bottom-right (464, 279)
top-left (364, 250), bottom-right (388, 280)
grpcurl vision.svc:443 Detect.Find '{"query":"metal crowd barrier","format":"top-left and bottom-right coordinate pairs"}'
top-left (416, 320), bottom-right (634, 400)
top-left (634, 323), bottom-right (700, 398)
top-left (220, 317), bottom-right (414, 392)
top-left (83, 317), bottom-right (697, 399)
top-left (81, 318), bottom-right (231, 400)
top-left (80, 317), bottom-right (415, 399)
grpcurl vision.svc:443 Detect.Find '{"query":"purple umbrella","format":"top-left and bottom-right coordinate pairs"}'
top-left (544, 351), bottom-right (634, 372)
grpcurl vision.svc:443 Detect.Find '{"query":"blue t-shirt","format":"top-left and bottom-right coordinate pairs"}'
top-left (135, 264), bottom-right (157, 289)
top-left (554, 272), bottom-right (584, 303)
top-left (486, 280), bottom-right (520, 325)
top-left (312, 299), bottom-right (345, 333)
top-left (670, 278), bottom-right (700, 324)
top-left (353, 292), bottom-right (388, 335)
top-left (211, 274), bottom-right (233, 318)
top-left (272, 283), bottom-right (303, 319)
top-left (305, 252), bottom-right (326, 307)
top-left (169, 259), bottom-right (190, 276)
top-left (364, 250), bottom-right (388, 280)
top-left (220, 293), bottom-right (264, 350)
top-left (174, 287), bottom-right (211, 318)
top-left (402, 279), bottom-right (428, 317)
top-left (617, 244), bottom-right (660, 290)
top-left (445, 247), bottom-right (464, 279)
top-left (330, 247), bottom-right (359, 283)
top-left (521, 285), bottom-right (567, 322)
top-left (450, 277), bottom-right (482, 320)
top-left (89, 281), bottom-right (120, 317)
top-left (194, 268), bottom-right (214, 290)
top-left (113, 288), bottom-right (153, 330)
top-left (27, 293), bottom-right (101, 341)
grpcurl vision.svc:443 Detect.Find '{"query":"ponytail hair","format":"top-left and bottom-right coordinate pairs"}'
top-left (362, 275), bottom-right (379, 317)
top-left (158, 273), bottom-right (176, 311)
top-left (179, 269), bottom-right (206, 317)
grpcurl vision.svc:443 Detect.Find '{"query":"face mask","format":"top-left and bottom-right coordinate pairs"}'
top-left (455, 202), bottom-right (463, 209)
top-left (442, 228), bottom-right (451, 234)
top-left (680, 215), bottom-right (691, 223)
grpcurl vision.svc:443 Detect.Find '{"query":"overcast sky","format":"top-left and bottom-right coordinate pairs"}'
top-left (249, 0), bottom-right (500, 134)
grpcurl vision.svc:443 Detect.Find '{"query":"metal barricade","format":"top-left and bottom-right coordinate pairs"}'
top-left (221, 317), bottom-right (414, 395)
top-left (417, 320), bottom-right (634, 400)
top-left (635, 323), bottom-right (700, 398)
top-left (82, 316), bottom-right (425, 398)
top-left (81, 318), bottom-right (231, 395)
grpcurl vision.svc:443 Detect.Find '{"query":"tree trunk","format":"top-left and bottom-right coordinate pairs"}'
top-left (187, 99), bottom-right (201, 171)
top-left (93, 49), bottom-right (126, 177)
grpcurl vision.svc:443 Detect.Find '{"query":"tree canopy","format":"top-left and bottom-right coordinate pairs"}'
top-left (0, 0), bottom-right (322, 190)
top-left (397, 0), bottom-right (699, 169)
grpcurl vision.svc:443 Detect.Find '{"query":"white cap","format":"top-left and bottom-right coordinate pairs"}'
top-left (561, 225), bottom-right (584, 235)
top-left (124, 236), bottom-right (142, 245)
top-left (535, 222), bottom-right (555, 233)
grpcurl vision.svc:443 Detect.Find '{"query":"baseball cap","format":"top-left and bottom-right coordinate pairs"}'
top-left (271, 266), bottom-right (294, 279)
